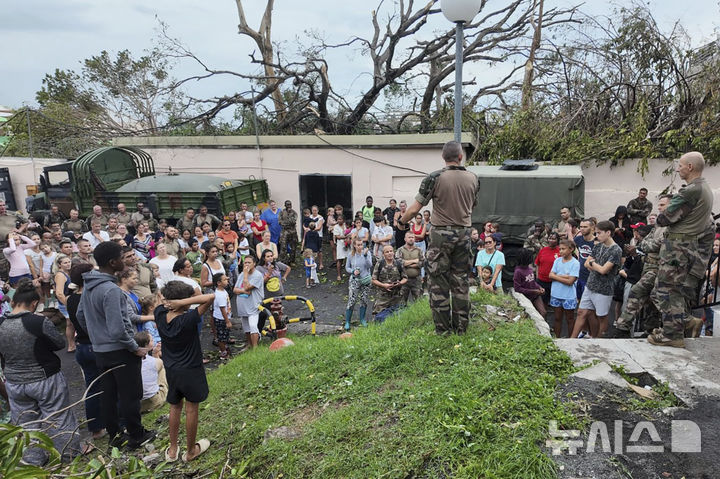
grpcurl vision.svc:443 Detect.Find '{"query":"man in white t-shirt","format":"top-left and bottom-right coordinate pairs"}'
top-left (82, 219), bottom-right (110, 249)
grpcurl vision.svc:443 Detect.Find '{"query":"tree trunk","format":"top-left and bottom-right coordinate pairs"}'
top-left (521, 0), bottom-right (544, 110)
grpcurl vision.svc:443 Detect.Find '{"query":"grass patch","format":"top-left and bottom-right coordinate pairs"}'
top-left (150, 291), bottom-right (578, 478)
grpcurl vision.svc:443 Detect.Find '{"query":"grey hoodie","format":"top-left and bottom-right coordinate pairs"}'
top-left (77, 270), bottom-right (138, 353)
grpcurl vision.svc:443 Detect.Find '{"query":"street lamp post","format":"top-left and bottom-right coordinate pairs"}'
top-left (440, 0), bottom-right (482, 143)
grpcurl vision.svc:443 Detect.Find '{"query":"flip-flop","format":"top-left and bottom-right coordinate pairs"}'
top-left (165, 446), bottom-right (179, 463)
top-left (182, 438), bottom-right (210, 462)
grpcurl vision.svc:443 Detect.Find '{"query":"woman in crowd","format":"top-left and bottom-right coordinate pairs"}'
top-left (474, 233), bottom-right (506, 293)
top-left (172, 257), bottom-right (202, 296)
top-left (150, 242), bottom-right (178, 284)
top-left (54, 253), bottom-right (74, 353)
top-left (326, 206), bottom-right (337, 265)
top-left (255, 230), bottom-right (278, 261)
top-left (133, 221), bottom-right (154, 261)
top-left (309, 205), bottom-right (325, 270)
top-left (410, 213), bottom-right (427, 253)
top-left (609, 205), bottom-right (632, 249)
top-left (393, 200), bottom-right (408, 248)
top-left (178, 229), bottom-right (192, 253)
top-left (67, 263), bottom-right (106, 440)
top-left (3, 231), bottom-right (36, 286)
top-left (200, 244), bottom-right (226, 344)
top-left (0, 279), bottom-right (81, 465)
top-left (350, 218), bottom-right (369, 247)
top-left (193, 225), bottom-right (208, 247)
top-left (534, 232), bottom-right (560, 305)
top-left (344, 238), bottom-right (373, 331)
top-left (257, 249), bottom-right (291, 300)
top-left (333, 216), bottom-right (349, 281)
top-left (250, 210), bottom-right (268, 251)
top-left (422, 210), bottom-right (432, 235)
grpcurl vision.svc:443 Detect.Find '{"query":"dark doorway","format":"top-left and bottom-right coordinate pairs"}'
top-left (299, 175), bottom-right (352, 221)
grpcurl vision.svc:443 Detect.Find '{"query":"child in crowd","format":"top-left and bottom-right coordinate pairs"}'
top-left (549, 239), bottom-right (580, 338)
top-left (150, 263), bottom-right (164, 290)
top-left (303, 248), bottom-right (318, 288)
top-left (237, 233), bottom-right (250, 260)
top-left (513, 248), bottom-right (546, 317)
top-left (479, 265), bottom-right (496, 293)
top-left (304, 222), bottom-right (321, 259)
top-left (185, 239), bottom-right (204, 282)
top-left (134, 331), bottom-right (168, 413)
top-left (212, 273), bottom-right (232, 360)
top-left (155, 281), bottom-right (215, 463)
top-left (140, 295), bottom-right (162, 352)
top-left (225, 243), bottom-right (240, 288)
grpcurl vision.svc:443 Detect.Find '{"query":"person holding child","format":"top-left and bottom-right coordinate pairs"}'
top-left (548, 239), bottom-right (580, 338)
top-left (475, 234), bottom-right (505, 293)
top-left (155, 281), bottom-right (215, 462)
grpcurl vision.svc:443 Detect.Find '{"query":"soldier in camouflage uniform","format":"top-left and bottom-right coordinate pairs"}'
top-left (523, 221), bottom-right (549, 256)
top-left (397, 141), bottom-right (479, 334)
top-left (612, 195), bottom-right (671, 336)
top-left (278, 200), bottom-right (298, 264)
top-left (396, 231), bottom-right (425, 303)
top-left (372, 245), bottom-right (408, 320)
top-left (61, 209), bottom-right (88, 234)
top-left (649, 152), bottom-right (714, 347)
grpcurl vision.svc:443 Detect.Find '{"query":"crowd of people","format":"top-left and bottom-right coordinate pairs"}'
top-left (0, 147), bottom-right (714, 466)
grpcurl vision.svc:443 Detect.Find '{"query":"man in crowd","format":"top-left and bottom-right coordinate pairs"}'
top-left (396, 231), bottom-right (424, 303)
top-left (361, 196), bottom-right (375, 225)
top-left (85, 205), bottom-right (109, 228)
top-left (398, 141), bottom-right (479, 335)
top-left (77, 241), bottom-right (155, 450)
top-left (176, 208), bottom-right (195, 234)
top-left (74, 238), bottom-right (98, 267)
top-left (45, 204), bottom-right (66, 231)
top-left (115, 203), bottom-right (132, 226)
top-left (649, 152), bottom-right (714, 347)
top-left (129, 203), bottom-right (146, 230)
top-left (611, 195), bottom-right (670, 338)
top-left (239, 202), bottom-right (253, 223)
top-left (62, 209), bottom-right (87, 234)
top-left (574, 219), bottom-right (596, 300)
top-left (572, 220), bottom-right (622, 338)
top-left (194, 205), bottom-right (220, 231)
top-left (162, 227), bottom-right (181, 257)
top-left (83, 219), bottom-right (110, 249)
top-left (627, 188), bottom-right (653, 225)
top-left (553, 207), bottom-right (572, 239)
top-left (106, 216), bottom-right (119, 236)
top-left (140, 208), bottom-right (159, 232)
top-left (278, 200), bottom-right (298, 264)
top-left (371, 245), bottom-right (408, 321)
top-left (523, 220), bottom-right (549, 256)
top-left (261, 200), bottom-right (281, 245)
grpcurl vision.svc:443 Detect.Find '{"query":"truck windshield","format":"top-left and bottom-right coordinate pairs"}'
top-left (47, 170), bottom-right (70, 187)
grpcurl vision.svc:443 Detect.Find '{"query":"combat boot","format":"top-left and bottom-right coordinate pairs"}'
top-left (647, 331), bottom-right (685, 348)
top-left (684, 317), bottom-right (702, 338)
top-left (608, 327), bottom-right (631, 339)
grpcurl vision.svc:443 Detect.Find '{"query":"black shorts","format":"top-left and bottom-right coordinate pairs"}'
top-left (166, 367), bottom-right (209, 404)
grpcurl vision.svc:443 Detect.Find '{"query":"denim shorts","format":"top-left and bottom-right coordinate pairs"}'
top-left (549, 296), bottom-right (578, 311)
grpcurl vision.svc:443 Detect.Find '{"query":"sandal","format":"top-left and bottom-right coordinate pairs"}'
top-left (182, 438), bottom-right (210, 462)
top-left (165, 445), bottom-right (179, 463)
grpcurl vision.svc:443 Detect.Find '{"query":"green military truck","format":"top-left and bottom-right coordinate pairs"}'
top-left (28, 146), bottom-right (269, 221)
top-left (468, 161), bottom-right (585, 287)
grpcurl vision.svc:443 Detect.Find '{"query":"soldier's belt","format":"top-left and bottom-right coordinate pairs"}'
top-left (665, 232), bottom-right (698, 241)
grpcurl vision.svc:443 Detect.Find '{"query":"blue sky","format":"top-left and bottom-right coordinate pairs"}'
top-left (2, 0), bottom-right (718, 114)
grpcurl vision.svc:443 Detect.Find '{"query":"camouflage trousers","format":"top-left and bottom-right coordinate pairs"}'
top-left (615, 266), bottom-right (660, 332)
top-left (426, 226), bottom-right (472, 334)
top-left (651, 236), bottom-right (710, 340)
top-left (400, 276), bottom-right (423, 304)
top-left (279, 229), bottom-right (298, 264)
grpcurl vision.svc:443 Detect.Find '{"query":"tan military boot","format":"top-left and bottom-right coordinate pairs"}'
top-left (684, 317), bottom-right (703, 338)
top-left (648, 331), bottom-right (685, 348)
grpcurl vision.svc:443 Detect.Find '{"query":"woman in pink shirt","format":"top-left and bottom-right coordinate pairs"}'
top-left (3, 232), bottom-right (36, 286)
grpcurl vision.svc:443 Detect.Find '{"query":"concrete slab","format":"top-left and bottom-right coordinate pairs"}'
top-left (570, 361), bottom-right (631, 389)
top-left (511, 290), bottom-right (552, 338)
top-left (555, 338), bottom-right (720, 404)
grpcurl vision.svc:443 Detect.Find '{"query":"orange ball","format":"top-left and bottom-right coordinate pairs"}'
top-left (339, 332), bottom-right (352, 339)
top-left (269, 338), bottom-right (295, 351)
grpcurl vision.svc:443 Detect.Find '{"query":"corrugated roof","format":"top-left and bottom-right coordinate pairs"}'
top-left (113, 132), bottom-right (474, 149)
top-left (116, 174), bottom-right (245, 193)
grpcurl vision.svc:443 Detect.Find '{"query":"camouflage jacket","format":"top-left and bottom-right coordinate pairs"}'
top-left (657, 177), bottom-right (714, 235)
top-left (279, 209), bottom-right (298, 230)
top-left (61, 218), bottom-right (88, 234)
top-left (637, 225), bottom-right (666, 265)
top-left (523, 230), bottom-right (549, 255)
top-left (626, 198), bottom-right (652, 224)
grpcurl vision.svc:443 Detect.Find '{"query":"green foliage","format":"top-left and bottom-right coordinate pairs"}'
top-left (143, 291), bottom-right (578, 478)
